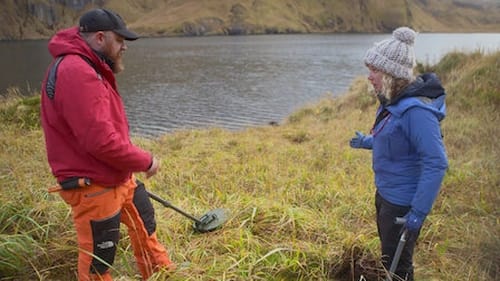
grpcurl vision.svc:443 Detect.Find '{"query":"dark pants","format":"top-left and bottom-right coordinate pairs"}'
top-left (375, 192), bottom-right (419, 281)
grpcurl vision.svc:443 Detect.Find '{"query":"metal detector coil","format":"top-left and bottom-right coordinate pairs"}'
top-left (147, 191), bottom-right (228, 233)
top-left (194, 208), bottom-right (228, 233)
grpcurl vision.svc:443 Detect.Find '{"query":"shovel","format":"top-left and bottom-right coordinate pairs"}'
top-left (385, 217), bottom-right (408, 281)
top-left (147, 191), bottom-right (228, 233)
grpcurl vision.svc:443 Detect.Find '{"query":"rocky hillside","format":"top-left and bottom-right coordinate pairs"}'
top-left (1, 0), bottom-right (499, 39)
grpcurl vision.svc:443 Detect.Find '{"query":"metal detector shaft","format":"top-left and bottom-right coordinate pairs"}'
top-left (147, 191), bottom-right (203, 224)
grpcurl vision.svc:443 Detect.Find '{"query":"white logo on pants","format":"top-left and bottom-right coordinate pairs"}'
top-left (97, 241), bottom-right (114, 249)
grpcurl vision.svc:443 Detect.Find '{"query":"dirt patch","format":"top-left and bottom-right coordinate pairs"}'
top-left (328, 245), bottom-right (385, 281)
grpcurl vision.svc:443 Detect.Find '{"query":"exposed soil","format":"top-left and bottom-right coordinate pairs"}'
top-left (328, 245), bottom-right (385, 281)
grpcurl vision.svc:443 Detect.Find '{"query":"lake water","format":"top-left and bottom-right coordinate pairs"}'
top-left (1, 33), bottom-right (499, 137)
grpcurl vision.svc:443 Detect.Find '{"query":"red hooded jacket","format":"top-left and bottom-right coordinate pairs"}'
top-left (41, 27), bottom-right (152, 186)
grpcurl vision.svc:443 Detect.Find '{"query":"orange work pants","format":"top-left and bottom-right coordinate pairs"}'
top-left (59, 176), bottom-right (174, 280)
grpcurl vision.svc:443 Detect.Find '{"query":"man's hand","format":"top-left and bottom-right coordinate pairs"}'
top-left (145, 157), bottom-right (160, 178)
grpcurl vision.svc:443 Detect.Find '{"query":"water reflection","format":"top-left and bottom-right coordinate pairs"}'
top-left (121, 35), bottom-right (371, 136)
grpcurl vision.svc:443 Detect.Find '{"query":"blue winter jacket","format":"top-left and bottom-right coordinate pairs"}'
top-left (363, 73), bottom-right (448, 216)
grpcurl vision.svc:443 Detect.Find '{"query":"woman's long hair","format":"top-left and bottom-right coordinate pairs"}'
top-left (380, 74), bottom-right (414, 104)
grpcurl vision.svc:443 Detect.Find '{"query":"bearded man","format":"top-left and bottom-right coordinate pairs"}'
top-left (40, 8), bottom-right (175, 281)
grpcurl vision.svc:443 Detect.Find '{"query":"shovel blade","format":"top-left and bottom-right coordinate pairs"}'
top-left (193, 208), bottom-right (228, 233)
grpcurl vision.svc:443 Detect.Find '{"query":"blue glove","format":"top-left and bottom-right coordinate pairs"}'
top-left (350, 131), bottom-right (367, 149)
top-left (404, 209), bottom-right (427, 234)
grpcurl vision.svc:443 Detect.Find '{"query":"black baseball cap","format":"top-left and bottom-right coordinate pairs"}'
top-left (79, 8), bottom-right (139, 40)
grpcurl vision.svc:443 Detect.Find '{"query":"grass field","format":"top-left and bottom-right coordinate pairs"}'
top-left (0, 50), bottom-right (498, 280)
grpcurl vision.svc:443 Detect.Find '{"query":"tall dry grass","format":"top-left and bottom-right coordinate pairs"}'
top-left (0, 51), bottom-right (498, 280)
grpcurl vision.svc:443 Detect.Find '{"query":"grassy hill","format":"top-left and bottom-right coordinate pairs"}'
top-left (1, 0), bottom-right (499, 39)
top-left (0, 50), bottom-right (498, 280)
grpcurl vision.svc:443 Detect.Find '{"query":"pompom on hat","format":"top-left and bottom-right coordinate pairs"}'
top-left (364, 27), bottom-right (417, 80)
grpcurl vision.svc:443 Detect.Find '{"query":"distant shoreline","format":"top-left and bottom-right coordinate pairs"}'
top-left (2, 30), bottom-right (500, 42)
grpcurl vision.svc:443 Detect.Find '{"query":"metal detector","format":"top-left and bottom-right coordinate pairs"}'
top-left (147, 191), bottom-right (228, 233)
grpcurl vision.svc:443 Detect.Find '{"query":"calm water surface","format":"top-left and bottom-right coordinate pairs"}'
top-left (1, 33), bottom-right (499, 137)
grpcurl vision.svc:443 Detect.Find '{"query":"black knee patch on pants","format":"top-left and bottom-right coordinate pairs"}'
top-left (134, 180), bottom-right (157, 236)
top-left (90, 212), bottom-right (121, 274)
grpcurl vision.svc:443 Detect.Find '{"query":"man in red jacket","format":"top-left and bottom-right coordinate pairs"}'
top-left (40, 8), bottom-right (175, 280)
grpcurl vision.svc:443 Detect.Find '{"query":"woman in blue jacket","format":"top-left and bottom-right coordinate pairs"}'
top-left (350, 27), bottom-right (448, 281)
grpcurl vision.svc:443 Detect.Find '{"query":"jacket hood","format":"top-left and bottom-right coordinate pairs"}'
top-left (387, 73), bottom-right (446, 121)
top-left (48, 27), bottom-right (98, 61)
top-left (47, 27), bottom-right (115, 87)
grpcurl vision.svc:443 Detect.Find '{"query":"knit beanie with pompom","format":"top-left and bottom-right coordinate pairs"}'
top-left (364, 27), bottom-right (417, 80)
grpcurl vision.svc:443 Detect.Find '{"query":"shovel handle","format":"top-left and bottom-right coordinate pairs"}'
top-left (386, 217), bottom-right (408, 281)
top-left (395, 217), bottom-right (407, 225)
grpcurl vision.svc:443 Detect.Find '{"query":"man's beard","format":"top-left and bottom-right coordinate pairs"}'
top-left (112, 54), bottom-right (125, 73)
top-left (100, 44), bottom-right (125, 73)
top-left (107, 51), bottom-right (125, 73)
